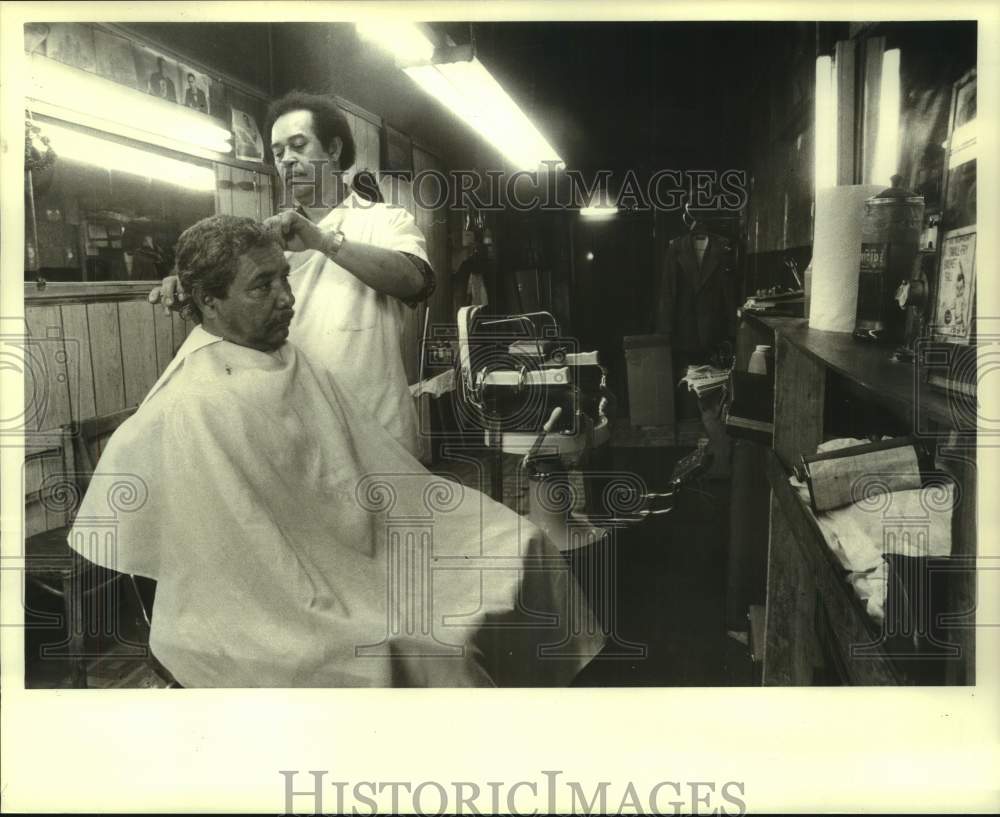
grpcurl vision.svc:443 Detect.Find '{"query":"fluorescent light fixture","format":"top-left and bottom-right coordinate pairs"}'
top-left (404, 56), bottom-right (562, 169)
top-left (355, 21), bottom-right (435, 65)
top-left (43, 121), bottom-right (217, 192)
top-left (579, 205), bottom-right (616, 219)
top-left (871, 48), bottom-right (901, 186)
top-left (27, 53), bottom-right (232, 159)
top-left (814, 55), bottom-right (837, 190)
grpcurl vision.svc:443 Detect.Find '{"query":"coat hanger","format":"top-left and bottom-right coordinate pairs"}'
top-left (684, 201), bottom-right (709, 240)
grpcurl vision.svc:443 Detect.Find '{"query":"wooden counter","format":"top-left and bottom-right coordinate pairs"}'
top-left (740, 314), bottom-right (976, 685)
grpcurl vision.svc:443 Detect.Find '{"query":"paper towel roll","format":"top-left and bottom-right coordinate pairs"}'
top-left (808, 184), bottom-right (883, 332)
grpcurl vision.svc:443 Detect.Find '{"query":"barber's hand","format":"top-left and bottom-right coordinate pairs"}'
top-left (262, 210), bottom-right (327, 254)
top-left (147, 275), bottom-right (187, 316)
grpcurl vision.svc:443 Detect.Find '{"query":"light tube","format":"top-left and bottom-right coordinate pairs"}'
top-left (355, 21), bottom-right (435, 66)
top-left (27, 53), bottom-right (233, 158)
top-left (871, 48), bottom-right (901, 186)
top-left (43, 121), bottom-right (217, 192)
top-left (404, 57), bottom-right (562, 169)
top-left (814, 55), bottom-right (837, 190)
top-left (579, 205), bottom-right (616, 219)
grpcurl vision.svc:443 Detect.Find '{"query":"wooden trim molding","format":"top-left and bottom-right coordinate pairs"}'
top-left (25, 281), bottom-right (157, 306)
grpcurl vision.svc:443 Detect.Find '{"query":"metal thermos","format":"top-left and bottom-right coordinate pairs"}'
top-left (854, 177), bottom-right (925, 343)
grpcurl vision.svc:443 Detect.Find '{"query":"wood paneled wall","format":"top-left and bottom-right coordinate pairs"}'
top-left (23, 300), bottom-right (193, 435)
top-left (343, 109), bottom-right (381, 175)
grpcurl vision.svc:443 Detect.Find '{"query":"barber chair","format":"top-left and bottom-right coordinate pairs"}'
top-left (452, 306), bottom-right (613, 503)
top-left (24, 409), bottom-right (178, 688)
top-left (446, 307), bottom-right (711, 654)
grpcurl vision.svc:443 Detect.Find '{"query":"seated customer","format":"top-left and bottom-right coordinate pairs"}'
top-left (68, 215), bottom-right (602, 687)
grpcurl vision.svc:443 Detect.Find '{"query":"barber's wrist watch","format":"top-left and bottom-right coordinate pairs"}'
top-left (322, 229), bottom-right (346, 259)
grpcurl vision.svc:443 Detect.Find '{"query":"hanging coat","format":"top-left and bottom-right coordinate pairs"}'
top-left (655, 232), bottom-right (738, 359)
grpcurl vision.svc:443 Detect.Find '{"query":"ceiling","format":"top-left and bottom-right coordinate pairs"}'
top-left (266, 21), bottom-right (804, 178)
top-left (126, 20), bottom-right (816, 180)
top-left (458, 21), bottom-right (791, 174)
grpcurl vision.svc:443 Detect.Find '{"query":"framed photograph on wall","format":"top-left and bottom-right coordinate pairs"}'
top-left (179, 64), bottom-right (211, 115)
top-left (926, 69), bottom-right (976, 397)
top-left (45, 23), bottom-right (97, 73)
top-left (133, 44), bottom-right (181, 103)
top-left (94, 29), bottom-right (138, 89)
top-left (931, 225), bottom-right (975, 344)
top-left (232, 107), bottom-right (264, 162)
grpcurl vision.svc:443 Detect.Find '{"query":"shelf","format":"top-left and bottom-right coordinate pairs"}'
top-left (747, 315), bottom-right (962, 431)
top-left (25, 281), bottom-right (156, 305)
top-left (765, 449), bottom-right (902, 684)
top-left (744, 312), bottom-right (976, 685)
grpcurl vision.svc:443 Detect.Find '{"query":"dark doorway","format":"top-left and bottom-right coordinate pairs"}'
top-left (571, 212), bottom-right (656, 414)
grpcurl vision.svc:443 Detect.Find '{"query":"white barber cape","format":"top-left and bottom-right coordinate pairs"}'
top-left (68, 327), bottom-right (603, 687)
top-left (286, 192), bottom-right (426, 456)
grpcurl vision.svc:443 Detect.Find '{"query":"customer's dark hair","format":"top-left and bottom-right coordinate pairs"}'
top-left (174, 215), bottom-right (278, 322)
top-left (264, 90), bottom-right (356, 169)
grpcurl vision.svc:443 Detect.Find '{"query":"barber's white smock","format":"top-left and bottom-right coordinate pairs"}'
top-left (287, 192), bottom-right (426, 455)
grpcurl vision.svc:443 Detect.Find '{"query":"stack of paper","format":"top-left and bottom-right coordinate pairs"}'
top-left (679, 365), bottom-right (730, 396)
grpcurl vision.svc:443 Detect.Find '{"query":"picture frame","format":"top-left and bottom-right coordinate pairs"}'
top-left (925, 69), bottom-right (977, 397)
top-left (231, 107), bottom-right (265, 162)
top-left (931, 225), bottom-right (976, 344)
top-left (133, 43), bottom-right (182, 104)
top-left (179, 63), bottom-right (212, 115)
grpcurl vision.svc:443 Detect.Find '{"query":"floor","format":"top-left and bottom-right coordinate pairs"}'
top-left (567, 445), bottom-right (752, 686)
top-left (25, 419), bottom-right (752, 688)
top-left (25, 578), bottom-right (171, 689)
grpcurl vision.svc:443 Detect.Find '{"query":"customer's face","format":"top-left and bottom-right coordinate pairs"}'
top-left (201, 244), bottom-right (295, 352)
top-left (271, 109), bottom-right (342, 205)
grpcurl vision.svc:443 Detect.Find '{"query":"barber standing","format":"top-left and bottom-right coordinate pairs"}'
top-left (151, 92), bottom-right (435, 455)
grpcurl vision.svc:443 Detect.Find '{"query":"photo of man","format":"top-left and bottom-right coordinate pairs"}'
top-left (147, 56), bottom-right (177, 101)
top-left (133, 46), bottom-right (180, 102)
top-left (181, 66), bottom-right (210, 113)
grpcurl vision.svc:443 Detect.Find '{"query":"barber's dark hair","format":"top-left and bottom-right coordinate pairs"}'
top-left (173, 215), bottom-right (279, 322)
top-left (264, 90), bottom-right (356, 170)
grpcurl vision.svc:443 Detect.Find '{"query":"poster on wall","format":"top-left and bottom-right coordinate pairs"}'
top-left (133, 44), bottom-right (181, 103)
top-left (45, 23), bottom-right (97, 73)
top-left (179, 63), bottom-right (211, 114)
top-left (931, 225), bottom-right (976, 344)
top-left (94, 29), bottom-right (138, 89)
top-left (232, 107), bottom-right (264, 161)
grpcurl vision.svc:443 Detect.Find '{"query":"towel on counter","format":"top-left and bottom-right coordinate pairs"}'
top-left (790, 445), bottom-right (954, 622)
top-left (68, 326), bottom-right (604, 687)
